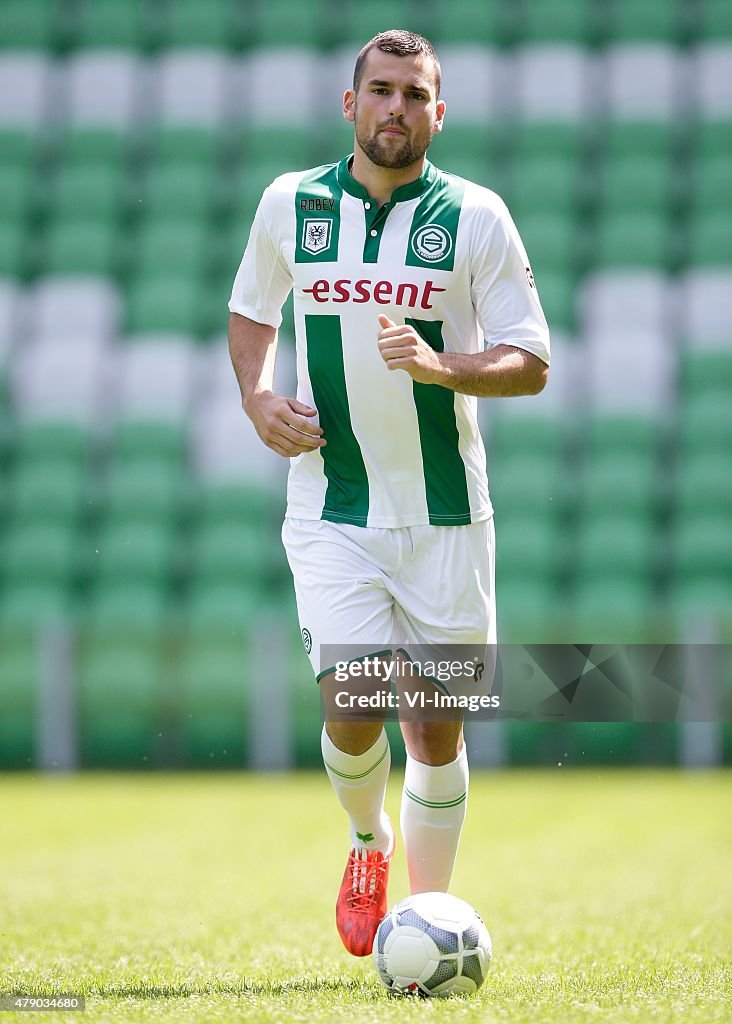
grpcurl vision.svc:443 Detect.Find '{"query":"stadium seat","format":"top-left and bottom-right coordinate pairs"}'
top-left (575, 515), bottom-right (656, 579)
top-left (0, 54), bottom-right (52, 129)
top-left (15, 420), bottom-right (88, 462)
top-left (193, 399), bottom-right (287, 483)
top-left (427, 0), bottom-right (514, 46)
top-left (93, 519), bottom-right (176, 584)
top-left (488, 455), bottom-right (562, 520)
top-left (63, 51), bottom-right (142, 129)
top-left (192, 522), bottom-right (276, 583)
top-left (2, 520), bottom-right (78, 584)
top-left (681, 268), bottom-right (732, 342)
top-left (116, 334), bottom-right (197, 421)
top-left (436, 46), bottom-right (504, 121)
top-left (604, 0), bottom-right (682, 43)
top-left (509, 155), bottom-right (578, 217)
top-left (585, 328), bottom-right (674, 415)
top-left (692, 153), bottom-right (732, 213)
top-left (516, 0), bottom-right (593, 44)
top-left (0, 582), bottom-right (73, 630)
top-left (585, 416), bottom-right (661, 458)
top-left (162, 0), bottom-right (235, 48)
top-left (580, 270), bottom-right (670, 333)
top-left (176, 636), bottom-right (250, 766)
top-left (135, 218), bottom-right (211, 276)
top-left (595, 211), bottom-right (672, 268)
top-left (513, 212), bottom-right (576, 274)
top-left (681, 349), bottom-right (732, 392)
top-left (0, 633), bottom-right (36, 767)
top-left (0, 222), bottom-right (26, 277)
top-left (9, 456), bottom-right (87, 523)
top-left (28, 275), bottom-right (121, 340)
top-left (688, 209), bottom-right (732, 263)
top-left (531, 269), bottom-right (575, 330)
top-left (43, 219), bottom-right (118, 276)
top-left (513, 45), bottom-right (592, 120)
top-left (0, 278), bottom-right (21, 354)
top-left (111, 419), bottom-right (187, 463)
top-left (570, 576), bottom-right (656, 627)
top-left (52, 163), bottom-right (125, 222)
top-left (674, 513), bottom-right (732, 578)
top-left (495, 515), bottom-right (559, 578)
top-left (126, 273), bottom-right (204, 335)
top-left (185, 580), bottom-right (262, 633)
top-left (602, 120), bottom-right (675, 160)
top-left (578, 451), bottom-right (659, 516)
top-left (140, 163), bottom-right (216, 221)
top-left (74, 0), bottom-right (149, 49)
top-left (11, 334), bottom-right (107, 423)
top-left (692, 43), bottom-right (732, 117)
top-left (86, 583), bottom-right (170, 632)
top-left (679, 391), bottom-right (732, 453)
top-left (0, 165), bottom-right (33, 226)
top-left (151, 126), bottom-right (221, 167)
top-left (676, 452), bottom-right (732, 515)
top-left (254, 0), bottom-right (327, 47)
top-left (154, 50), bottom-right (230, 125)
top-left (603, 44), bottom-right (681, 119)
top-left (599, 154), bottom-right (673, 213)
top-left (198, 481), bottom-right (280, 527)
top-left (59, 127), bottom-right (129, 168)
top-left (104, 457), bottom-right (185, 522)
top-left (242, 48), bottom-right (319, 123)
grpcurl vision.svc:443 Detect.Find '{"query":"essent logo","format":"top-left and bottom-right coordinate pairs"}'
top-left (302, 278), bottom-right (446, 309)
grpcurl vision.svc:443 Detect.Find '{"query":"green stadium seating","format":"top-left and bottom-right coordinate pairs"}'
top-left (514, 213), bottom-right (576, 274)
top-left (0, 583), bottom-right (73, 629)
top-left (605, 0), bottom-right (682, 42)
top-left (692, 155), bottom-right (732, 213)
top-left (0, 633), bottom-right (36, 767)
top-left (496, 577), bottom-right (561, 640)
top-left (0, 130), bottom-right (36, 171)
top-left (152, 127), bottom-right (221, 168)
top-left (2, 521), bottom-right (77, 584)
top-left (602, 122), bottom-right (675, 161)
top-left (198, 482), bottom-right (280, 526)
top-left (431, 0), bottom-right (513, 45)
top-left (600, 155), bottom-right (673, 213)
top-left (699, 0), bottom-right (732, 39)
top-left (571, 576), bottom-right (656, 624)
top-left (60, 129), bottom-right (128, 168)
top-left (689, 210), bottom-right (732, 263)
top-left (94, 519), bottom-right (176, 584)
top-left (15, 422), bottom-right (88, 463)
top-left (596, 211), bottom-right (671, 268)
top-left (682, 350), bottom-right (732, 392)
top-left (176, 636), bottom-right (250, 766)
top-left (136, 218), bottom-right (210, 277)
top-left (495, 516), bottom-right (559, 577)
top-left (0, 222), bottom-right (26, 276)
top-left (672, 578), bottom-right (732, 618)
top-left (674, 513), bottom-right (732, 578)
top-left (696, 121), bottom-right (732, 160)
top-left (75, 0), bottom-right (148, 49)
top-left (185, 581), bottom-right (263, 633)
top-left (78, 636), bottom-right (167, 766)
top-left (578, 452), bottom-right (659, 515)
top-left (676, 453), bottom-right (732, 514)
top-left (141, 163), bottom-right (216, 219)
top-left (0, 166), bottom-right (33, 225)
top-left (532, 269), bottom-right (576, 330)
top-left (509, 156), bottom-right (579, 217)
top-left (192, 522), bottom-right (276, 582)
top-left (52, 164), bottom-right (125, 221)
top-left (586, 416), bottom-right (661, 459)
top-left (9, 457), bottom-right (87, 523)
top-left (488, 415), bottom-right (565, 461)
top-left (162, 0), bottom-right (234, 48)
top-left (512, 122), bottom-right (584, 163)
top-left (104, 458), bottom-right (185, 522)
top-left (518, 0), bottom-right (593, 43)
top-left (43, 218), bottom-right (118, 275)
top-left (0, 0), bottom-right (58, 50)
top-left (126, 273), bottom-right (204, 334)
top-left (86, 583), bottom-right (170, 632)
top-left (111, 420), bottom-right (187, 463)
top-left (679, 392), bottom-right (732, 453)
top-left (340, 0), bottom-right (420, 47)
top-left (253, 0), bottom-right (327, 48)
top-left (489, 454), bottom-right (562, 519)
top-left (245, 125), bottom-right (316, 169)
top-left (575, 515), bottom-right (656, 579)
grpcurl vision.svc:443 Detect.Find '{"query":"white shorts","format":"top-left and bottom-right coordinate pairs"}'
top-left (281, 516), bottom-right (496, 681)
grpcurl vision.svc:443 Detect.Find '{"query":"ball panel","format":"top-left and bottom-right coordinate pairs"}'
top-left (424, 958), bottom-right (458, 990)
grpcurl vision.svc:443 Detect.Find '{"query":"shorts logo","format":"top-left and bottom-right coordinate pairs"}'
top-left (410, 223), bottom-right (453, 263)
top-left (301, 628), bottom-right (312, 654)
top-left (302, 219), bottom-right (332, 254)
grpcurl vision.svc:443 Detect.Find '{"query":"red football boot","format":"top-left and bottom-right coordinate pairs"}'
top-left (336, 837), bottom-right (394, 957)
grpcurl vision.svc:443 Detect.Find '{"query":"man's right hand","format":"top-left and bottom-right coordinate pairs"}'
top-left (245, 390), bottom-right (326, 457)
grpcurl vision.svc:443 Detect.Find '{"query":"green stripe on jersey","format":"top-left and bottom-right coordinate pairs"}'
top-left (305, 314), bottom-right (370, 525)
top-left (295, 164), bottom-right (342, 264)
top-left (407, 318), bottom-right (472, 526)
top-left (406, 172), bottom-right (465, 272)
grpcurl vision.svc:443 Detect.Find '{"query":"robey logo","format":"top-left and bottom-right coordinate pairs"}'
top-left (302, 278), bottom-right (446, 309)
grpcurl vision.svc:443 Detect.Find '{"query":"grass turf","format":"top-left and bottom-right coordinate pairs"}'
top-left (0, 770), bottom-right (729, 1023)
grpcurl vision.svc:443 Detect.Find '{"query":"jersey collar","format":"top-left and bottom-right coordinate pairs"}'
top-left (336, 154), bottom-right (437, 204)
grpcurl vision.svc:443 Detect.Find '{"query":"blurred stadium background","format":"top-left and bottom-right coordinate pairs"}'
top-left (0, 0), bottom-right (730, 772)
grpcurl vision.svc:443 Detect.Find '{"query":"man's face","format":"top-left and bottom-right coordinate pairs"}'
top-left (344, 49), bottom-right (445, 170)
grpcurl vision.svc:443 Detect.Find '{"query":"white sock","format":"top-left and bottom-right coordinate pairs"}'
top-left (401, 746), bottom-right (469, 894)
top-left (321, 726), bottom-right (393, 853)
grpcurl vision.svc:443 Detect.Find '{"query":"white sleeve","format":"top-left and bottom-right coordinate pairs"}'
top-left (228, 184), bottom-right (293, 328)
top-left (470, 198), bottom-right (551, 366)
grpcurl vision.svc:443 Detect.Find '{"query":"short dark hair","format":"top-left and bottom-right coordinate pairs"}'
top-left (353, 30), bottom-right (441, 97)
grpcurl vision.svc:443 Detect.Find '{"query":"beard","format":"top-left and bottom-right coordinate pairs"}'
top-left (354, 114), bottom-right (434, 170)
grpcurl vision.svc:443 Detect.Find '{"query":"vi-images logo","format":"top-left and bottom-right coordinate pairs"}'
top-left (302, 219), bottom-right (332, 254)
top-left (410, 223), bottom-right (453, 263)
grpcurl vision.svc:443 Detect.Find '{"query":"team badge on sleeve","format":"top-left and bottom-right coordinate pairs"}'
top-left (302, 219), bottom-right (332, 254)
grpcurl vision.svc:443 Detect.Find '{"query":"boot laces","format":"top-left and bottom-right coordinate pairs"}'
top-left (347, 848), bottom-right (387, 913)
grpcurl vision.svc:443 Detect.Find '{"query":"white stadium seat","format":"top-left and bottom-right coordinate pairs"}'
top-left (603, 44), bottom-right (682, 119)
top-left (692, 43), bottom-right (732, 117)
top-left (11, 335), bottom-right (108, 424)
top-left (64, 50), bottom-right (144, 128)
top-left (438, 46), bottom-right (505, 121)
top-left (680, 269), bottom-right (732, 345)
top-left (0, 53), bottom-right (53, 128)
top-left (240, 49), bottom-right (319, 123)
top-left (193, 399), bottom-right (287, 484)
top-left (512, 45), bottom-right (594, 120)
top-left (154, 50), bottom-right (231, 126)
top-left (580, 271), bottom-right (672, 335)
top-left (0, 279), bottom-right (22, 364)
top-left (585, 329), bottom-right (674, 414)
top-left (116, 334), bottom-right (199, 420)
top-left (29, 277), bottom-right (121, 341)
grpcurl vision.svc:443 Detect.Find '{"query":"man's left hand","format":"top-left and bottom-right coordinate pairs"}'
top-left (377, 315), bottom-right (444, 385)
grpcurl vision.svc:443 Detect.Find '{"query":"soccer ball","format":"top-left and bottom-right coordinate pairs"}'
top-left (373, 891), bottom-right (492, 997)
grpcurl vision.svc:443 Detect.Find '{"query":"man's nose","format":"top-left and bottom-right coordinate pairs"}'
top-left (389, 93), bottom-right (407, 117)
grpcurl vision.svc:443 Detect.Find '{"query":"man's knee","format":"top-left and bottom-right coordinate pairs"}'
top-left (325, 720), bottom-right (384, 756)
top-left (400, 721), bottom-right (464, 766)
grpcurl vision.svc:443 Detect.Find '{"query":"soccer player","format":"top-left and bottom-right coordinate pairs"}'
top-left (228, 30), bottom-right (550, 957)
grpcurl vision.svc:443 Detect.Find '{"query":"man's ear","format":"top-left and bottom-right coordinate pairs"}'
top-left (343, 89), bottom-right (356, 123)
top-left (434, 99), bottom-right (446, 135)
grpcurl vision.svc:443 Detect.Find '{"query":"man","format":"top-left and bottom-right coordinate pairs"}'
top-left (228, 30), bottom-right (550, 957)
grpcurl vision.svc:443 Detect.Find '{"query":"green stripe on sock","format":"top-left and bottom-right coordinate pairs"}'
top-left (403, 786), bottom-right (467, 809)
top-left (324, 743), bottom-right (389, 781)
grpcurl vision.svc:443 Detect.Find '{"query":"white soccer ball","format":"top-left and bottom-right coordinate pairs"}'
top-left (373, 892), bottom-right (492, 997)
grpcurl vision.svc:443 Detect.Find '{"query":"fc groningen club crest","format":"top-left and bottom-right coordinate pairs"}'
top-left (302, 219), bottom-right (332, 254)
top-left (410, 223), bottom-right (453, 263)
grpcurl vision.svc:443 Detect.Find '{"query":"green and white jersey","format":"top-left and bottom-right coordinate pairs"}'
top-left (229, 155), bottom-right (550, 528)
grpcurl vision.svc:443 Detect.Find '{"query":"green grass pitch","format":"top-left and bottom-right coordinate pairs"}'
top-left (0, 770), bottom-right (729, 1023)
